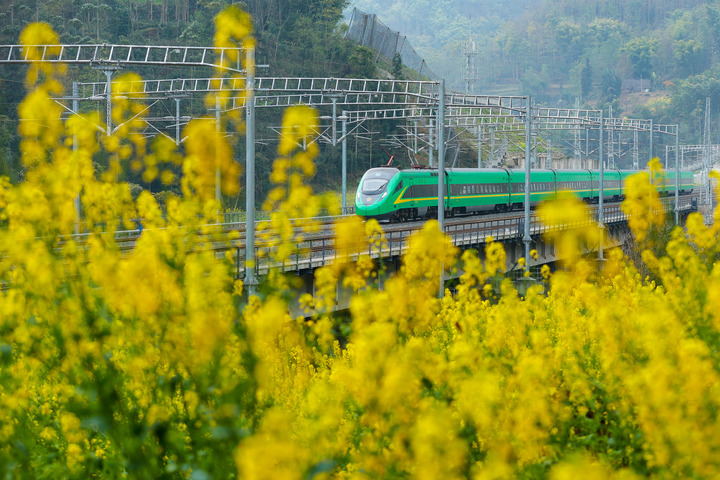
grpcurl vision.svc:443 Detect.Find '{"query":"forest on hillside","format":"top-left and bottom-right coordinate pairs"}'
top-left (350, 0), bottom-right (720, 144)
top-left (0, 0), bottom-right (394, 203)
top-left (2, 0), bottom-right (720, 204)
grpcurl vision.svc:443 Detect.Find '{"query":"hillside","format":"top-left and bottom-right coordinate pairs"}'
top-left (1, 0), bottom-right (719, 196)
top-left (349, 0), bottom-right (720, 144)
top-left (0, 0), bottom-right (389, 198)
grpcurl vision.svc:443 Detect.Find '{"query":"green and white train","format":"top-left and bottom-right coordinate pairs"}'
top-left (355, 167), bottom-right (695, 222)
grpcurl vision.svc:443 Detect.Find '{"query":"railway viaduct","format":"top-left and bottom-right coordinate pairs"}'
top-left (0, 42), bottom-right (708, 311)
top-left (223, 195), bottom-right (697, 317)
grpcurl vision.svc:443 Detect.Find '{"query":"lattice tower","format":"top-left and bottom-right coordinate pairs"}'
top-left (703, 97), bottom-right (712, 204)
top-left (573, 98), bottom-right (581, 168)
top-left (633, 129), bottom-right (639, 170)
top-left (546, 138), bottom-right (552, 169)
top-left (464, 36), bottom-right (478, 94)
top-left (500, 135), bottom-right (508, 166)
top-left (608, 104), bottom-right (614, 169)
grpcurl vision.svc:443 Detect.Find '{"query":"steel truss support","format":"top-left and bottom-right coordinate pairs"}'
top-left (0, 43), bottom-right (247, 72)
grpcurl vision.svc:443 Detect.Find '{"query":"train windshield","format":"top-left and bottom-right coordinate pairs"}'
top-left (360, 169), bottom-right (398, 194)
top-left (361, 178), bottom-right (389, 192)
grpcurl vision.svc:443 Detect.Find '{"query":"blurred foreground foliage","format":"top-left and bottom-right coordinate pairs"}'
top-left (2, 10), bottom-right (720, 480)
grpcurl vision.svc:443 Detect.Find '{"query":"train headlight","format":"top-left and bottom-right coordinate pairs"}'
top-left (381, 192), bottom-right (387, 199)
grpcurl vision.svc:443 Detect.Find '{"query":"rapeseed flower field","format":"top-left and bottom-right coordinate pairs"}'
top-left (1, 7), bottom-right (720, 479)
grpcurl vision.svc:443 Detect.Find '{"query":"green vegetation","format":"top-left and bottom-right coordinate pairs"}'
top-left (351, 0), bottom-right (720, 143)
top-left (0, 0), bottom-right (408, 205)
top-left (5, 15), bottom-right (720, 476)
top-left (3, 0), bottom-right (720, 203)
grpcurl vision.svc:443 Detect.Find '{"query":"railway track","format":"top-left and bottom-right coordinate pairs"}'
top-left (44, 192), bottom-right (698, 281)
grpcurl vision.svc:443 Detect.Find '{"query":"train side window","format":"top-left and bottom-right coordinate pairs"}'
top-left (393, 181), bottom-right (403, 194)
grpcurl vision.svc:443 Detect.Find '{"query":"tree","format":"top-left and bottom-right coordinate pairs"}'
top-left (581, 57), bottom-right (593, 99)
top-left (598, 69), bottom-right (621, 104)
top-left (622, 36), bottom-right (659, 79)
top-left (0, 115), bottom-right (18, 181)
top-left (392, 53), bottom-right (403, 79)
top-left (520, 67), bottom-right (547, 97)
top-left (673, 39), bottom-right (707, 76)
top-left (553, 18), bottom-right (585, 65)
top-left (349, 46), bottom-right (377, 78)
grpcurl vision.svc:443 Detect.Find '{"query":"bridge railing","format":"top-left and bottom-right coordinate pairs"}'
top-left (229, 194), bottom-right (698, 279)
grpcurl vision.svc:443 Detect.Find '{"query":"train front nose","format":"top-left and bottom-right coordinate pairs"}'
top-left (355, 167), bottom-right (398, 219)
top-left (355, 191), bottom-right (385, 217)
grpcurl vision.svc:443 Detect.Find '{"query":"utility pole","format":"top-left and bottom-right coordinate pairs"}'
top-left (523, 96), bottom-right (532, 264)
top-left (244, 45), bottom-right (258, 294)
top-left (341, 111), bottom-right (348, 214)
top-left (598, 110), bottom-right (605, 261)
top-left (73, 81), bottom-right (81, 234)
top-left (477, 125), bottom-right (483, 168)
top-left (675, 126), bottom-right (680, 225)
top-left (437, 80), bottom-right (446, 298)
